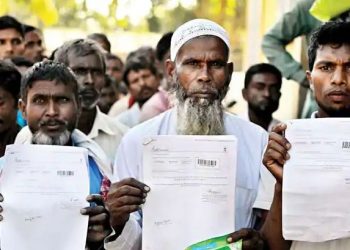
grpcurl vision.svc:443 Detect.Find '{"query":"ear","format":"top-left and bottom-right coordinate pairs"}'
top-left (306, 70), bottom-right (314, 91)
top-left (242, 88), bottom-right (248, 101)
top-left (165, 59), bottom-right (176, 80)
top-left (226, 62), bottom-right (234, 88)
top-left (18, 99), bottom-right (27, 120)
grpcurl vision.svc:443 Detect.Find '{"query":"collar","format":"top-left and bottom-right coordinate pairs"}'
top-left (310, 111), bottom-right (318, 119)
top-left (88, 106), bottom-right (117, 139)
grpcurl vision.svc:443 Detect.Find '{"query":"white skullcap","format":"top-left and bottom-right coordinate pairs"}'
top-left (170, 18), bottom-right (230, 61)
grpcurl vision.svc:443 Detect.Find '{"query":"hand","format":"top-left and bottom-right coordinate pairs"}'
top-left (0, 193), bottom-right (3, 221)
top-left (105, 178), bottom-right (150, 233)
top-left (227, 228), bottom-right (264, 250)
top-left (80, 194), bottom-right (112, 247)
top-left (263, 123), bottom-right (291, 183)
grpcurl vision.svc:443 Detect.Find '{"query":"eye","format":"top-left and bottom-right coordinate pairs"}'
top-left (319, 65), bottom-right (333, 72)
top-left (210, 61), bottom-right (225, 68)
top-left (12, 38), bottom-right (22, 45)
top-left (33, 97), bottom-right (45, 104)
top-left (73, 68), bottom-right (88, 75)
top-left (58, 97), bottom-right (70, 103)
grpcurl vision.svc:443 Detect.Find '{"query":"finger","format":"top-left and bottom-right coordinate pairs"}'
top-left (271, 123), bottom-right (287, 135)
top-left (108, 184), bottom-right (148, 200)
top-left (269, 132), bottom-right (291, 151)
top-left (80, 205), bottom-right (105, 216)
top-left (227, 228), bottom-right (251, 243)
top-left (109, 204), bottom-right (141, 215)
top-left (86, 194), bottom-right (104, 206)
top-left (0, 205), bottom-right (2, 212)
top-left (113, 178), bottom-right (150, 193)
top-left (266, 139), bottom-right (289, 162)
top-left (88, 212), bottom-right (109, 225)
top-left (0, 193), bottom-right (3, 202)
top-left (106, 195), bottom-right (145, 210)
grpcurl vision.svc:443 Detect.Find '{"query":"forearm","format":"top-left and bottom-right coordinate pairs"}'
top-left (260, 183), bottom-right (290, 250)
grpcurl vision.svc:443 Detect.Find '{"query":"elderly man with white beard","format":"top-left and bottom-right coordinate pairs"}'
top-left (104, 19), bottom-right (274, 250)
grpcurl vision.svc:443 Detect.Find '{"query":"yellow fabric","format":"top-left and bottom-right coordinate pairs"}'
top-left (310, 0), bottom-right (350, 21)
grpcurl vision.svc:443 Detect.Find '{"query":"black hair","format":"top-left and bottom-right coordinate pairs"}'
top-left (23, 24), bottom-right (36, 34)
top-left (122, 54), bottom-right (158, 86)
top-left (156, 32), bottom-right (173, 61)
top-left (0, 15), bottom-right (24, 38)
top-left (308, 21), bottom-right (350, 70)
top-left (54, 38), bottom-right (106, 72)
top-left (20, 60), bottom-right (79, 101)
top-left (244, 63), bottom-right (282, 89)
top-left (0, 60), bottom-right (21, 101)
top-left (87, 33), bottom-right (111, 52)
top-left (11, 56), bottom-right (34, 68)
top-left (106, 53), bottom-right (124, 66)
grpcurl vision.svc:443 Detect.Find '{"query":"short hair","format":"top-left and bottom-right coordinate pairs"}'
top-left (308, 21), bottom-right (350, 70)
top-left (87, 33), bottom-right (111, 52)
top-left (54, 38), bottom-right (106, 72)
top-left (11, 56), bottom-right (34, 68)
top-left (0, 15), bottom-right (24, 38)
top-left (23, 24), bottom-right (36, 34)
top-left (0, 60), bottom-right (21, 101)
top-left (106, 53), bottom-right (124, 67)
top-left (156, 32), bottom-right (173, 61)
top-left (244, 63), bottom-right (282, 89)
top-left (123, 55), bottom-right (158, 86)
top-left (20, 60), bottom-right (79, 101)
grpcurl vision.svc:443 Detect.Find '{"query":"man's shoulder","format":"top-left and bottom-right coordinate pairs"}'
top-left (98, 111), bottom-right (129, 134)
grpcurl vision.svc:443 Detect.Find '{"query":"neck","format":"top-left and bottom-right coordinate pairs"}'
top-left (77, 107), bottom-right (97, 135)
top-left (0, 125), bottom-right (20, 156)
top-left (248, 109), bottom-right (272, 131)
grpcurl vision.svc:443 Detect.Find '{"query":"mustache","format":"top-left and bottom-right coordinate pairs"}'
top-left (39, 119), bottom-right (67, 127)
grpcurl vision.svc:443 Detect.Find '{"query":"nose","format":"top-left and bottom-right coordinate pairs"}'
top-left (197, 64), bottom-right (211, 83)
top-left (46, 100), bottom-right (58, 117)
top-left (83, 72), bottom-right (94, 86)
top-left (263, 87), bottom-right (271, 98)
top-left (331, 67), bottom-right (347, 86)
top-left (4, 42), bottom-right (13, 53)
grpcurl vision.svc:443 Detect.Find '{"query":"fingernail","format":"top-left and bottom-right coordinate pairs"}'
top-left (286, 153), bottom-right (290, 160)
top-left (144, 186), bottom-right (150, 192)
top-left (142, 198), bottom-right (146, 203)
top-left (286, 143), bottom-right (291, 149)
top-left (80, 208), bottom-right (87, 214)
top-left (227, 237), bottom-right (232, 243)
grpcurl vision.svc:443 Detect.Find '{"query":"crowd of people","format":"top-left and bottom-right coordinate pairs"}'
top-left (0, 0), bottom-right (350, 249)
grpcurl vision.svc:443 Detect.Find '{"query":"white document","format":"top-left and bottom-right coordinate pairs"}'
top-left (0, 144), bottom-right (90, 250)
top-left (283, 118), bottom-right (350, 242)
top-left (142, 135), bottom-right (237, 250)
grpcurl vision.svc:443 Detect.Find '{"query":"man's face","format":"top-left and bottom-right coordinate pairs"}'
top-left (0, 28), bottom-right (24, 60)
top-left (242, 73), bottom-right (281, 115)
top-left (307, 44), bottom-right (350, 117)
top-left (98, 84), bottom-right (117, 114)
top-left (0, 87), bottom-right (17, 134)
top-left (166, 36), bottom-right (233, 135)
top-left (20, 80), bottom-right (80, 145)
top-left (127, 68), bottom-right (159, 103)
top-left (107, 58), bottom-right (123, 83)
top-left (68, 53), bottom-right (105, 110)
top-left (23, 30), bottom-right (44, 63)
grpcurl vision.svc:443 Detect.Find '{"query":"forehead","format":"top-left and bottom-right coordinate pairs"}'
top-left (0, 28), bottom-right (22, 39)
top-left (315, 44), bottom-right (350, 63)
top-left (176, 36), bottom-right (228, 61)
top-left (107, 58), bottom-right (122, 67)
top-left (67, 52), bottom-right (104, 69)
top-left (27, 80), bottom-right (75, 97)
top-left (0, 86), bottom-right (14, 98)
top-left (250, 73), bottom-right (280, 86)
top-left (25, 30), bottom-right (41, 41)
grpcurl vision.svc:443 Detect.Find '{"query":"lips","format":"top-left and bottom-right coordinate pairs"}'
top-left (327, 90), bottom-right (349, 102)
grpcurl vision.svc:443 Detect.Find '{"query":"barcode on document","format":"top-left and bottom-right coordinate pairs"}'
top-left (342, 141), bottom-right (350, 149)
top-left (197, 159), bottom-right (217, 167)
top-left (57, 170), bottom-right (74, 176)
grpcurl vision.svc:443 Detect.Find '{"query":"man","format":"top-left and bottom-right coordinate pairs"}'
top-left (0, 61), bottom-right (21, 156)
top-left (104, 19), bottom-right (274, 250)
top-left (262, 21), bottom-right (350, 250)
top-left (0, 15), bottom-right (24, 60)
top-left (54, 39), bottom-right (127, 162)
top-left (115, 54), bottom-right (160, 127)
top-left (106, 53), bottom-right (127, 97)
top-left (23, 24), bottom-right (45, 63)
top-left (241, 63), bottom-right (282, 131)
top-left (139, 31), bottom-right (173, 122)
top-left (87, 33), bottom-right (111, 53)
top-left (98, 75), bottom-right (119, 114)
top-left (1, 60), bottom-right (113, 249)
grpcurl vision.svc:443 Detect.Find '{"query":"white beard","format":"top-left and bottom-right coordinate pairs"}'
top-left (32, 129), bottom-right (71, 145)
top-left (174, 82), bottom-right (227, 136)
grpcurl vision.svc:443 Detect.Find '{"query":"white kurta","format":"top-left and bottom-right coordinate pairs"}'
top-left (106, 108), bottom-right (275, 250)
